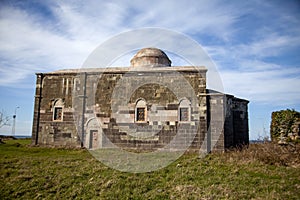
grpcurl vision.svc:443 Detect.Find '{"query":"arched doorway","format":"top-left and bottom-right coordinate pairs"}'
top-left (85, 118), bottom-right (102, 149)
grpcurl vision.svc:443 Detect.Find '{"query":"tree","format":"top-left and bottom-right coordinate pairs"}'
top-left (0, 110), bottom-right (10, 128)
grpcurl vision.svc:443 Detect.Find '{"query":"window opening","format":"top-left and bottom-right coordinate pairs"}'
top-left (53, 107), bottom-right (63, 121)
top-left (135, 99), bottom-right (147, 123)
top-left (180, 108), bottom-right (189, 121)
top-left (136, 107), bottom-right (146, 121)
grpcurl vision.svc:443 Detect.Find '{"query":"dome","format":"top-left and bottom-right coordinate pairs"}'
top-left (130, 48), bottom-right (171, 67)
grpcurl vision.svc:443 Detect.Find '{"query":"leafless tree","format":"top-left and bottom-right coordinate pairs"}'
top-left (0, 110), bottom-right (10, 128)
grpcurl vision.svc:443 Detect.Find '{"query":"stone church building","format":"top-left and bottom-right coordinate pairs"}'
top-left (31, 48), bottom-right (249, 152)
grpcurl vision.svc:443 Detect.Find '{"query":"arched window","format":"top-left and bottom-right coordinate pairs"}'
top-left (135, 99), bottom-right (147, 122)
top-left (178, 99), bottom-right (190, 122)
top-left (53, 99), bottom-right (64, 121)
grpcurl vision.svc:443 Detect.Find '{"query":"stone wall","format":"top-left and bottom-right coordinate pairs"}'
top-left (32, 73), bottom-right (80, 147)
top-left (206, 90), bottom-right (249, 151)
top-left (32, 67), bottom-right (209, 151)
top-left (31, 66), bottom-right (249, 151)
top-left (206, 91), bottom-right (225, 152)
top-left (270, 109), bottom-right (300, 143)
top-left (231, 97), bottom-right (249, 147)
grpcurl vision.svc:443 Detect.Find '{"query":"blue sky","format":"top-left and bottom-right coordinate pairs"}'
top-left (0, 0), bottom-right (299, 140)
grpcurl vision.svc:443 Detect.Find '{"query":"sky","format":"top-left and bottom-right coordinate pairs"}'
top-left (0, 0), bottom-right (299, 140)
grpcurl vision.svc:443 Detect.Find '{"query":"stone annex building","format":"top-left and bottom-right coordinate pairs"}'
top-left (31, 48), bottom-right (249, 152)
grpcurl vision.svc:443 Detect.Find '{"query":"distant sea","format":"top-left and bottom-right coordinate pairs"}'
top-left (249, 140), bottom-right (266, 144)
top-left (15, 135), bottom-right (31, 139)
top-left (0, 135), bottom-right (31, 139)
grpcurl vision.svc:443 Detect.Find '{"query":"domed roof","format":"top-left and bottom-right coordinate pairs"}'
top-left (130, 48), bottom-right (171, 67)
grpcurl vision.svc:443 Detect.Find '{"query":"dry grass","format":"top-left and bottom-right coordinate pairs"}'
top-left (220, 142), bottom-right (300, 168)
top-left (1, 139), bottom-right (299, 199)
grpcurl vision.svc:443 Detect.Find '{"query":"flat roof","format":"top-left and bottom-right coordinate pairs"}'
top-left (41, 66), bottom-right (207, 75)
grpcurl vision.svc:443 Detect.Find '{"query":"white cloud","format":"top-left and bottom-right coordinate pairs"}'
top-left (202, 11), bottom-right (300, 105)
top-left (0, 0), bottom-right (244, 87)
top-left (0, 4), bottom-right (97, 87)
top-left (0, 0), bottom-right (299, 107)
top-left (0, 0), bottom-right (299, 140)
top-left (235, 34), bottom-right (300, 59)
top-left (127, 0), bottom-right (240, 37)
top-left (220, 67), bottom-right (300, 105)
top-left (206, 33), bottom-right (300, 67)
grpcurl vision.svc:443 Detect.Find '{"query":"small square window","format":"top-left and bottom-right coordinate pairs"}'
top-left (180, 108), bottom-right (189, 121)
top-left (136, 108), bottom-right (145, 121)
top-left (53, 107), bottom-right (63, 121)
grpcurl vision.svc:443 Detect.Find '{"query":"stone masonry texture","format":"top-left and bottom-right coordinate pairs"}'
top-left (31, 48), bottom-right (249, 152)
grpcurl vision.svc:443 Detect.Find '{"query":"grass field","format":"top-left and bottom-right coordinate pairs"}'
top-left (1, 139), bottom-right (299, 199)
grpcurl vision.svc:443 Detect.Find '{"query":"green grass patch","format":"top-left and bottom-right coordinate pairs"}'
top-left (1, 140), bottom-right (299, 199)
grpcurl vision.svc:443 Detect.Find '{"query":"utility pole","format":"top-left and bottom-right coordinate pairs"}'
top-left (80, 73), bottom-right (87, 148)
top-left (11, 106), bottom-right (20, 136)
